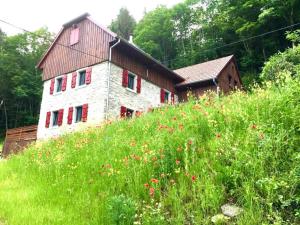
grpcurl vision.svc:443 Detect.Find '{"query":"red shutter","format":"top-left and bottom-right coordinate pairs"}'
top-left (62, 75), bottom-right (67, 91)
top-left (82, 104), bottom-right (88, 122)
top-left (85, 67), bottom-right (92, 85)
top-left (71, 72), bottom-right (77, 88)
top-left (171, 92), bottom-right (175, 104)
top-left (160, 89), bottom-right (165, 103)
top-left (137, 76), bottom-right (141, 93)
top-left (70, 28), bottom-right (79, 45)
top-left (45, 111), bottom-right (51, 128)
top-left (67, 107), bottom-right (73, 124)
top-left (50, 79), bottom-right (55, 95)
top-left (122, 69), bottom-right (128, 87)
top-left (120, 106), bottom-right (127, 118)
top-left (58, 109), bottom-right (64, 126)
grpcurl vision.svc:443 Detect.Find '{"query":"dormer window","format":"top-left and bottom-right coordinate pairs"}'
top-left (70, 25), bottom-right (79, 45)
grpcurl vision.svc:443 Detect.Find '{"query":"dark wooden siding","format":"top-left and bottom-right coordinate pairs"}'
top-left (217, 61), bottom-right (242, 94)
top-left (177, 60), bottom-right (242, 101)
top-left (40, 19), bottom-right (114, 81)
top-left (111, 48), bottom-right (176, 92)
top-left (2, 125), bottom-right (37, 158)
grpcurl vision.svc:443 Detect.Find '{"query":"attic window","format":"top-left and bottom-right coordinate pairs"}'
top-left (70, 26), bottom-right (79, 45)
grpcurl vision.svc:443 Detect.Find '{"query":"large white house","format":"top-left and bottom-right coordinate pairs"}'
top-left (36, 13), bottom-right (242, 140)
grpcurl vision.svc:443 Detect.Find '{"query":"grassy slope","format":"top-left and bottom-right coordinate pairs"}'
top-left (0, 79), bottom-right (299, 225)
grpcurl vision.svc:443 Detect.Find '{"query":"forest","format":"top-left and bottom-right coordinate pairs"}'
top-left (0, 0), bottom-right (300, 137)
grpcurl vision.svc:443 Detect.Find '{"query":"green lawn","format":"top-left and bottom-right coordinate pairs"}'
top-left (0, 77), bottom-right (299, 225)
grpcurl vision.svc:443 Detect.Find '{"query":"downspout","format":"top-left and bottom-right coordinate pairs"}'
top-left (106, 38), bottom-right (121, 119)
top-left (213, 78), bottom-right (220, 96)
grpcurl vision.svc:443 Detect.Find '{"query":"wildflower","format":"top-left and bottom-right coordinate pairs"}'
top-left (175, 159), bottom-right (180, 165)
top-left (179, 124), bottom-right (184, 130)
top-left (251, 124), bottom-right (257, 129)
top-left (160, 173), bottom-right (165, 178)
top-left (144, 183), bottom-right (149, 188)
top-left (130, 141), bottom-right (136, 147)
top-left (188, 139), bottom-right (193, 145)
top-left (191, 175), bottom-right (197, 182)
top-left (149, 187), bottom-right (155, 197)
top-left (216, 133), bottom-right (221, 138)
top-left (151, 178), bottom-right (159, 184)
top-left (170, 179), bottom-right (176, 185)
top-left (152, 156), bottom-right (157, 162)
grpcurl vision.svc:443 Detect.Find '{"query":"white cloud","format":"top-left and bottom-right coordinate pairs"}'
top-left (0, 0), bottom-right (183, 35)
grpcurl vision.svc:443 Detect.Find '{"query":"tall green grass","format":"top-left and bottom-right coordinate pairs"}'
top-left (0, 76), bottom-right (299, 225)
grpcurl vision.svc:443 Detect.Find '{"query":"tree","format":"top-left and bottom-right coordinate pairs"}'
top-left (0, 28), bottom-right (53, 136)
top-left (109, 8), bottom-right (136, 40)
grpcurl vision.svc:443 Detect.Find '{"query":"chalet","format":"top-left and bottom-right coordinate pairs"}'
top-left (36, 13), bottom-right (242, 140)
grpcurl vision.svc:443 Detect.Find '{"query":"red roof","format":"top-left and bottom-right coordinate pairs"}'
top-left (174, 55), bottom-right (234, 86)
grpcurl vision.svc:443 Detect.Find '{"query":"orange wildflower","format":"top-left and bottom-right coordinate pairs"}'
top-left (251, 124), bottom-right (257, 129)
top-left (175, 159), bottom-right (180, 165)
top-left (149, 187), bottom-right (155, 197)
top-left (144, 183), bottom-right (149, 188)
top-left (216, 133), bottom-right (221, 138)
top-left (151, 178), bottom-right (159, 184)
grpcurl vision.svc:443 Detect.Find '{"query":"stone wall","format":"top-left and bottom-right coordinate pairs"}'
top-left (108, 63), bottom-right (177, 119)
top-left (37, 62), bottom-right (109, 140)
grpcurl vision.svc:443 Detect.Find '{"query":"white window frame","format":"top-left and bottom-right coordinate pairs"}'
top-left (164, 90), bottom-right (170, 103)
top-left (77, 69), bottom-right (87, 88)
top-left (54, 76), bottom-right (63, 95)
top-left (75, 105), bottom-right (83, 123)
top-left (126, 71), bottom-right (137, 93)
top-left (52, 110), bottom-right (59, 127)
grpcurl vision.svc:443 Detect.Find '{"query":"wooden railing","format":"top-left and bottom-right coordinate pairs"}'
top-left (2, 125), bottom-right (37, 158)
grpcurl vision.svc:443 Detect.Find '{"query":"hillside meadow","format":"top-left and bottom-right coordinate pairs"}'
top-left (0, 75), bottom-right (299, 225)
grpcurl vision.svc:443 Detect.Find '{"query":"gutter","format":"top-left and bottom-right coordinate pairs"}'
top-left (106, 38), bottom-right (121, 119)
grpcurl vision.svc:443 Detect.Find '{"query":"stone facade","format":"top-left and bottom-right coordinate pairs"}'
top-left (107, 64), bottom-right (178, 119)
top-left (37, 62), bottom-right (109, 139)
top-left (37, 62), bottom-right (178, 140)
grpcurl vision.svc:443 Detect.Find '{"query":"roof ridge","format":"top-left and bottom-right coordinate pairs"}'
top-left (174, 55), bottom-right (234, 71)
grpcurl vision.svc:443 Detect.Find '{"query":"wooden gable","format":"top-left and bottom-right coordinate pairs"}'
top-left (38, 18), bottom-right (115, 81)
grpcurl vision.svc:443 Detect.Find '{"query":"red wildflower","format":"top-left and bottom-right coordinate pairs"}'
top-left (251, 124), bottom-right (257, 129)
top-left (172, 116), bottom-right (177, 121)
top-left (175, 159), bottom-right (180, 165)
top-left (144, 183), bottom-right (149, 188)
top-left (188, 140), bottom-right (193, 145)
top-left (216, 133), bottom-right (221, 138)
top-left (151, 178), bottom-right (159, 184)
top-left (191, 175), bottom-right (197, 182)
top-left (149, 187), bottom-right (155, 197)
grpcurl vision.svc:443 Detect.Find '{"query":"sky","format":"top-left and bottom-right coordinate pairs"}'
top-left (0, 0), bottom-right (183, 36)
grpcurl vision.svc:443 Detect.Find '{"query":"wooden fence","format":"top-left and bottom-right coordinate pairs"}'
top-left (1, 125), bottom-right (37, 158)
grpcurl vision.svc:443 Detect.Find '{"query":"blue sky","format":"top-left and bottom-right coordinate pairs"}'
top-left (0, 0), bottom-right (183, 35)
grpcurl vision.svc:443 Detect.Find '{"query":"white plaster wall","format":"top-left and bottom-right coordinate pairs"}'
top-left (37, 62), bottom-right (109, 140)
top-left (107, 63), bottom-right (178, 119)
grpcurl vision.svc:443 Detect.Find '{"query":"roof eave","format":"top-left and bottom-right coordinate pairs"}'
top-left (111, 38), bottom-right (185, 82)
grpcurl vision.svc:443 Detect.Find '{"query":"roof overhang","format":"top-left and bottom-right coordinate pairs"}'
top-left (110, 38), bottom-right (185, 83)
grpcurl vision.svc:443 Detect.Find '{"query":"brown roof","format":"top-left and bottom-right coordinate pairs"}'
top-left (174, 55), bottom-right (234, 86)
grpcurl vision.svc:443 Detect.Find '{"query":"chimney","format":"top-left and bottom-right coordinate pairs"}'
top-left (129, 35), bottom-right (133, 44)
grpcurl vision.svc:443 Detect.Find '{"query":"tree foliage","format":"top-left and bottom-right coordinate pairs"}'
top-left (133, 0), bottom-right (300, 78)
top-left (0, 28), bottom-right (52, 135)
top-left (109, 8), bottom-right (136, 40)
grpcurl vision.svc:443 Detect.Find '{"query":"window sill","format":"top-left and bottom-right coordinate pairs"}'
top-left (126, 87), bottom-right (137, 94)
top-left (53, 92), bottom-right (63, 96)
top-left (75, 84), bottom-right (87, 90)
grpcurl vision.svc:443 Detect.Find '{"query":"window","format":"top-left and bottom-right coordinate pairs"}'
top-left (56, 77), bottom-right (63, 92)
top-left (75, 106), bottom-right (83, 123)
top-left (164, 91), bottom-right (170, 103)
top-left (52, 111), bottom-right (59, 126)
top-left (79, 71), bottom-right (86, 86)
top-left (70, 26), bottom-right (79, 45)
top-left (127, 73), bottom-right (135, 90)
top-left (228, 75), bottom-right (232, 84)
top-left (126, 108), bottom-right (134, 118)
